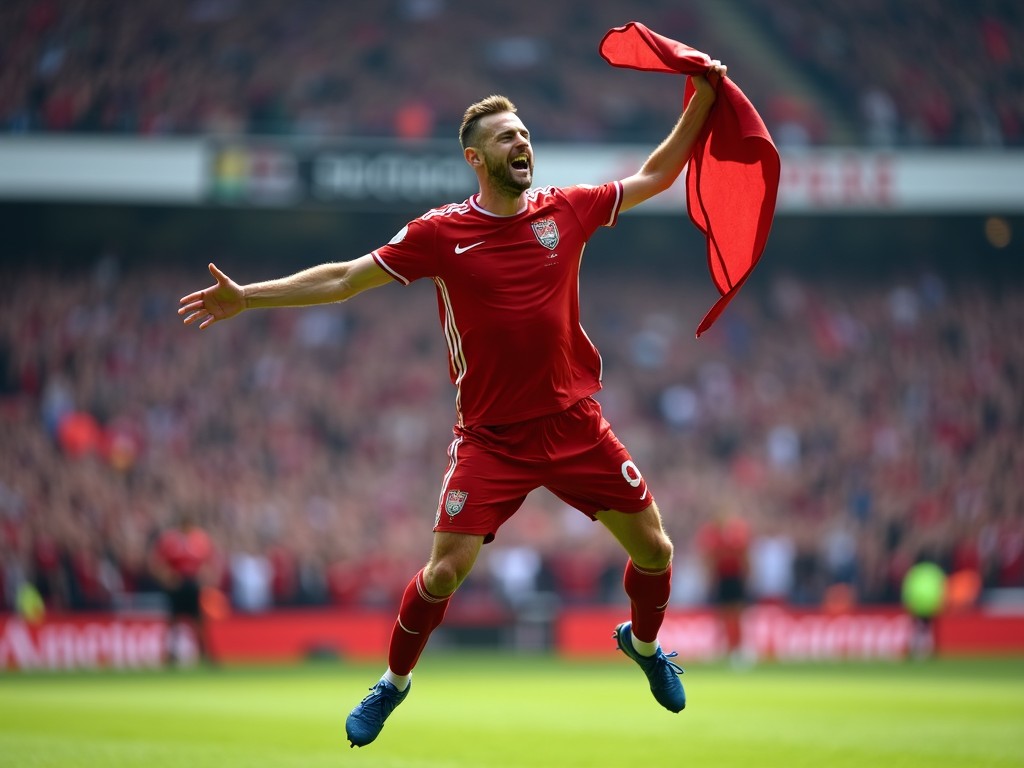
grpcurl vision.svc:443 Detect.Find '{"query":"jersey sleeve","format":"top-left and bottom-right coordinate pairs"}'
top-left (561, 181), bottom-right (624, 233)
top-left (371, 216), bottom-right (439, 285)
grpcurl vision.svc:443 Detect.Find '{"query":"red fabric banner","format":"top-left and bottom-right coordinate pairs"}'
top-left (600, 22), bottom-right (781, 336)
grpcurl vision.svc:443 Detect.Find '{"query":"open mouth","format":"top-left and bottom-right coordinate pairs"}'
top-left (511, 154), bottom-right (530, 171)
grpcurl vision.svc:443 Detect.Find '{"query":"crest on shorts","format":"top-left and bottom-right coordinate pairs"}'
top-left (444, 489), bottom-right (468, 518)
top-left (531, 218), bottom-right (559, 250)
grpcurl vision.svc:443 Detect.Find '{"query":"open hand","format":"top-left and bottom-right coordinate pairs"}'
top-left (178, 263), bottom-right (245, 329)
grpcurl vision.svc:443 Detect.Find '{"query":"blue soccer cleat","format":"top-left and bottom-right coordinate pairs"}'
top-left (345, 679), bottom-right (411, 748)
top-left (613, 621), bottom-right (686, 712)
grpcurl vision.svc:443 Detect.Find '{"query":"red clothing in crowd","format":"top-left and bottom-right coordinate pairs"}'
top-left (155, 526), bottom-right (214, 580)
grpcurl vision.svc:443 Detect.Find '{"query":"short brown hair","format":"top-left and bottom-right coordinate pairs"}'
top-left (459, 94), bottom-right (517, 149)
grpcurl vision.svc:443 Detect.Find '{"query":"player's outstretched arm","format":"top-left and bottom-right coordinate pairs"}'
top-left (178, 255), bottom-right (392, 329)
top-left (619, 61), bottom-right (726, 212)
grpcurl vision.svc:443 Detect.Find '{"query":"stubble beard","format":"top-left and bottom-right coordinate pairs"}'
top-left (485, 154), bottom-right (531, 197)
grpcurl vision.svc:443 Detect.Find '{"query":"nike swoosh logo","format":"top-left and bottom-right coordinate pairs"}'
top-left (454, 241), bottom-right (485, 254)
top-left (640, 488), bottom-right (649, 501)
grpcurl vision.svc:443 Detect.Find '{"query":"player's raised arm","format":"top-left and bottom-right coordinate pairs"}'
top-left (619, 61), bottom-right (726, 213)
top-left (178, 254), bottom-right (392, 329)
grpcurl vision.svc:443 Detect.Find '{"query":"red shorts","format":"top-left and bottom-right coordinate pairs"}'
top-left (434, 396), bottom-right (654, 542)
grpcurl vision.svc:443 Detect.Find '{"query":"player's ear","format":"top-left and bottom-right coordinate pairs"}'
top-left (465, 147), bottom-right (482, 167)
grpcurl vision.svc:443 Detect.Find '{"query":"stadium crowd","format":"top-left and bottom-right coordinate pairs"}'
top-left (1, 0), bottom-right (1022, 620)
top-left (747, 0), bottom-right (1024, 147)
top-left (1, 256), bottom-right (1021, 616)
top-left (1, 0), bottom-right (1021, 146)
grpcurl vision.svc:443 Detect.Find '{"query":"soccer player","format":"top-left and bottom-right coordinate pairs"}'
top-left (148, 510), bottom-right (218, 666)
top-left (179, 61), bottom-right (725, 747)
top-left (697, 510), bottom-right (752, 666)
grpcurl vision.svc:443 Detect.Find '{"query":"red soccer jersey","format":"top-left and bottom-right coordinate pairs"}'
top-left (372, 183), bottom-right (623, 427)
top-left (697, 517), bottom-right (751, 579)
top-left (156, 528), bottom-right (213, 579)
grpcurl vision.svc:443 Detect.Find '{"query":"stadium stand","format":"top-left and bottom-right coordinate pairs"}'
top-left (1, 258), bottom-right (1021, 613)
top-left (744, 0), bottom-right (1024, 147)
top-left (1, 0), bottom-right (1021, 146)
top-left (0, 1), bottom-right (1022, 618)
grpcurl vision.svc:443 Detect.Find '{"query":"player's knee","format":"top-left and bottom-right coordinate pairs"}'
top-left (422, 558), bottom-right (466, 597)
top-left (652, 533), bottom-right (674, 570)
top-left (635, 533), bottom-right (673, 572)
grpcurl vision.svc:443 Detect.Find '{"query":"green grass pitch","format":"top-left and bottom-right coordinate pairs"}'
top-left (2, 654), bottom-right (1022, 767)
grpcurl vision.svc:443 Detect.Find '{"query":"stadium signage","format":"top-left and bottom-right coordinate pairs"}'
top-left (562, 607), bottom-right (920, 661)
top-left (741, 606), bottom-right (911, 660)
top-left (311, 151), bottom-right (475, 203)
top-left (654, 608), bottom-right (910, 661)
top-left (3, 138), bottom-right (1024, 213)
top-left (0, 616), bottom-right (167, 671)
top-left (2, 608), bottom-right (1022, 670)
top-left (779, 151), bottom-right (895, 210)
top-left (774, 149), bottom-right (1024, 214)
top-left (208, 140), bottom-right (476, 207)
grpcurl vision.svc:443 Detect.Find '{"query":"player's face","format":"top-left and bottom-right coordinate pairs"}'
top-left (477, 112), bottom-right (533, 195)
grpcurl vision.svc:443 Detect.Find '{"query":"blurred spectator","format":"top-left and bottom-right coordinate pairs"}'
top-left (697, 510), bottom-right (751, 662)
top-left (229, 532), bottom-right (274, 613)
top-left (148, 508), bottom-right (220, 664)
top-left (901, 558), bottom-right (946, 659)
top-left (748, 521), bottom-right (795, 605)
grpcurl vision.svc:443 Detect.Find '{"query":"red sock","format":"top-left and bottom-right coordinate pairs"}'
top-left (623, 559), bottom-right (672, 643)
top-left (387, 569), bottom-right (451, 675)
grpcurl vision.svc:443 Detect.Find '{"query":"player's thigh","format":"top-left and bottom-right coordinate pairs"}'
top-left (595, 502), bottom-right (673, 570)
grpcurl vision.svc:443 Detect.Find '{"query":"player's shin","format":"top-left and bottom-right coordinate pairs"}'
top-left (387, 568), bottom-right (452, 676)
top-left (623, 559), bottom-right (672, 649)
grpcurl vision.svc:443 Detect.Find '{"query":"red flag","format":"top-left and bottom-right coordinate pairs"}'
top-left (600, 22), bottom-right (780, 336)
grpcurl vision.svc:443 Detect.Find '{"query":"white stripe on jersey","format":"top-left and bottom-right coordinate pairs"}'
top-left (606, 181), bottom-right (623, 227)
top-left (576, 242), bottom-right (603, 383)
top-left (432, 277), bottom-right (468, 426)
top-left (422, 201), bottom-right (471, 221)
top-left (371, 250), bottom-right (411, 285)
top-left (437, 433), bottom-right (465, 511)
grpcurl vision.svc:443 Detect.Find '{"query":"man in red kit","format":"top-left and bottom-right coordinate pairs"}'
top-left (180, 61), bottom-right (725, 747)
top-left (697, 511), bottom-right (752, 666)
top-left (149, 511), bottom-right (218, 665)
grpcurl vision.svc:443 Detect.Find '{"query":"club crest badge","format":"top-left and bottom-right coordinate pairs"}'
top-left (531, 218), bottom-right (559, 250)
top-left (444, 489), bottom-right (468, 518)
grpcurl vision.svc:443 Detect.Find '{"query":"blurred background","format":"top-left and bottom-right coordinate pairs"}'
top-left (0, 0), bottom-right (1022, 666)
